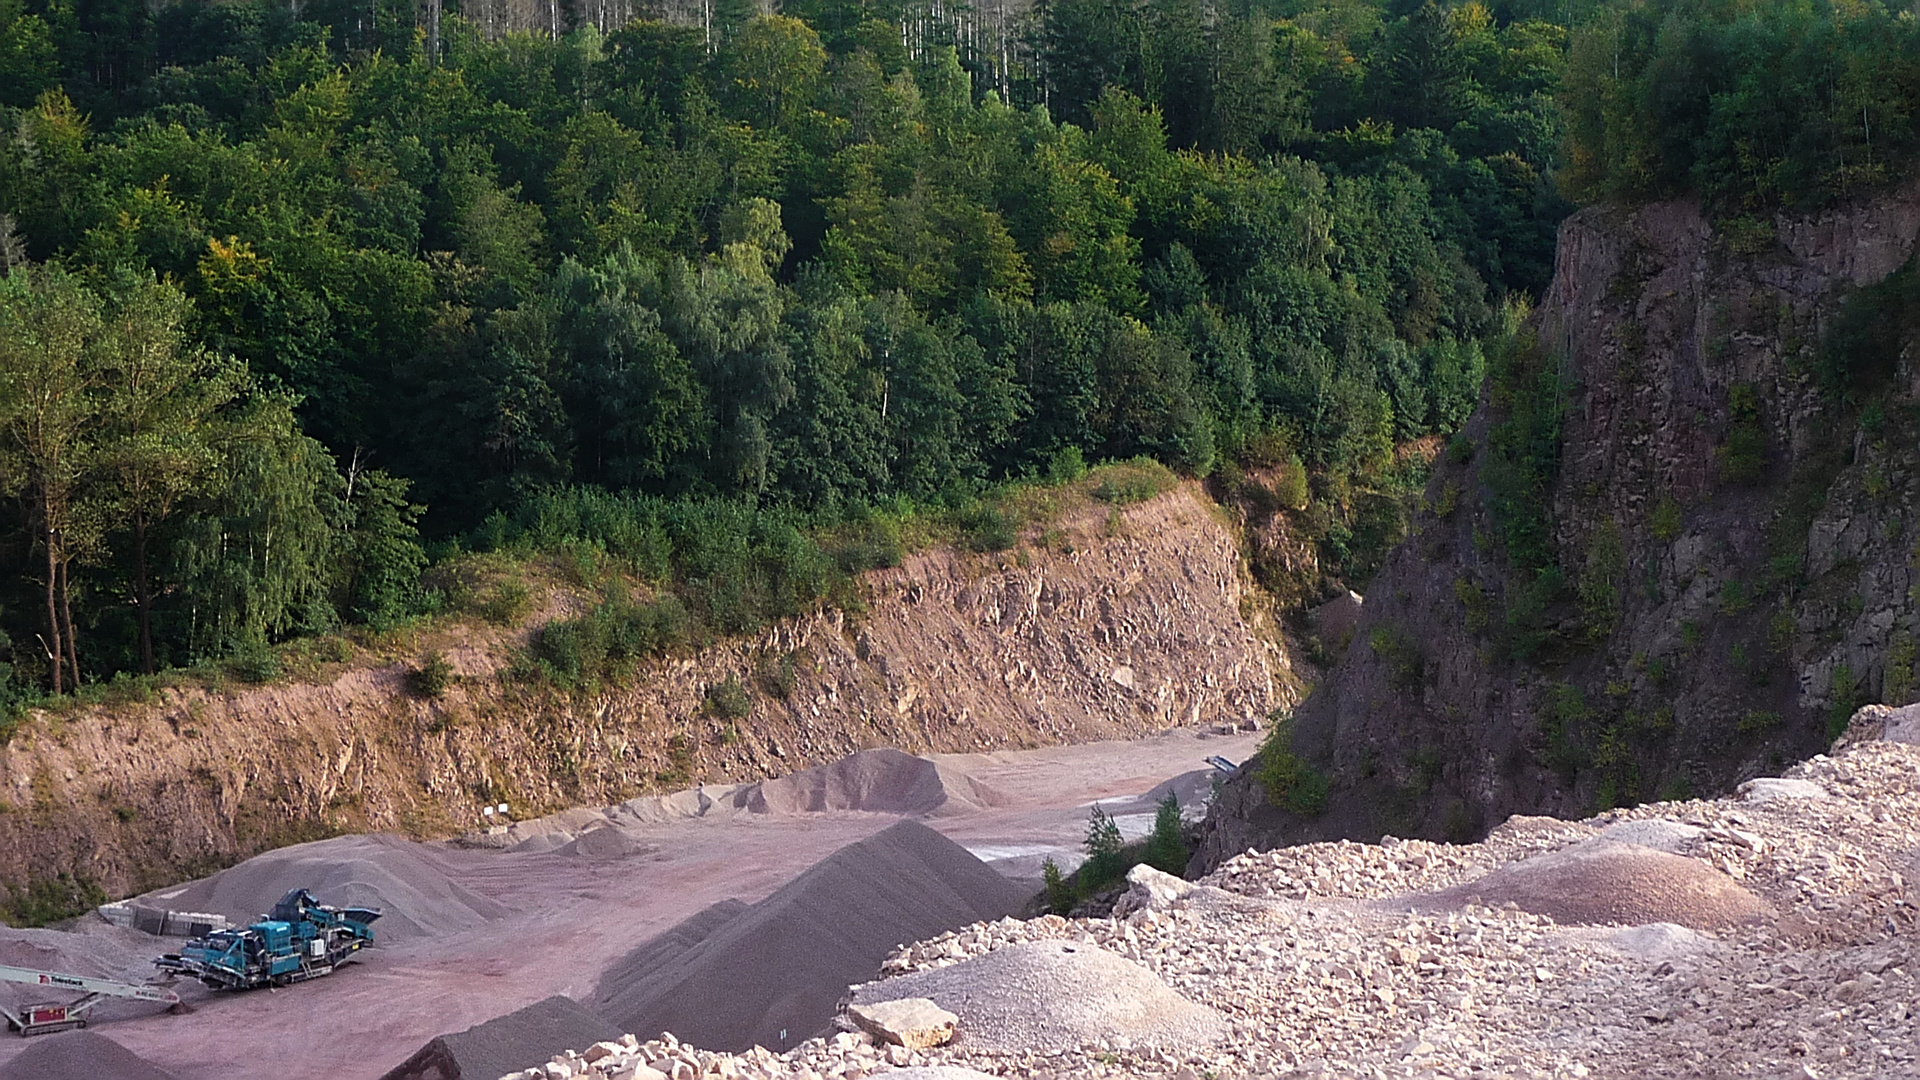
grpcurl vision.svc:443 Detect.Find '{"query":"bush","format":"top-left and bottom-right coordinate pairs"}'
top-left (1081, 807), bottom-right (1126, 888)
top-left (479, 579), bottom-right (533, 625)
top-left (1089, 459), bottom-right (1176, 505)
top-left (411, 651), bottom-right (455, 699)
top-left (1253, 720), bottom-right (1329, 818)
top-left (1143, 792), bottom-right (1187, 874)
top-left (1041, 857), bottom-right (1075, 915)
top-left (704, 675), bottom-right (753, 719)
top-left (959, 505), bottom-right (1017, 552)
top-left (1046, 446), bottom-right (1088, 484)
top-left (1, 872), bottom-right (106, 927)
top-left (1368, 624), bottom-right (1425, 689)
top-left (228, 644), bottom-right (281, 684)
top-left (758, 651), bottom-right (799, 699)
top-left (534, 594), bottom-right (692, 689)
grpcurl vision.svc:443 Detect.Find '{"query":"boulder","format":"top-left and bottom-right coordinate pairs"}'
top-left (1111, 863), bottom-right (1194, 918)
top-left (845, 997), bottom-right (958, 1049)
top-left (1737, 778), bottom-right (1830, 803)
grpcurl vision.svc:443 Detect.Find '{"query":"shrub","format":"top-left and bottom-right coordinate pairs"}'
top-left (1718, 383), bottom-right (1766, 483)
top-left (480, 579), bottom-right (534, 625)
top-left (959, 505), bottom-right (1017, 552)
top-left (1577, 520), bottom-right (1626, 633)
top-left (759, 651), bottom-right (799, 699)
top-left (1, 872), bottom-right (105, 927)
top-left (1089, 458), bottom-right (1176, 505)
top-left (1253, 720), bottom-right (1330, 818)
top-left (704, 675), bottom-right (753, 719)
top-left (1046, 446), bottom-right (1088, 484)
top-left (1143, 792), bottom-right (1188, 874)
top-left (228, 644), bottom-right (281, 684)
top-left (1081, 807), bottom-right (1126, 887)
top-left (411, 651), bottom-right (455, 699)
top-left (1041, 857), bottom-right (1075, 915)
top-left (1650, 496), bottom-right (1682, 542)
top-left (1368, 624), bottom-right (1425, 689)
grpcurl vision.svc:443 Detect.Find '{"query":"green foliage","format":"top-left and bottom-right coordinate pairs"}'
top-left (1718, 383), bottom-right (1766, 483)
top-left (1041, 857), bottom-right (1076, 915)
top-left (411, 651), bottom-right (455, 700)
top-left (479, 579), bottom-right (534, 626)
top-left (1368, 623), bottom-right (1426, 689)
top-left (1650, 497), bottom-right (1683, 542)
top-left (227, 643), bottom-right (281, 684)
top-left (1540, 681), bottom-right (1592, 782)
top-left (0, 0), bottom-right (1592, 692)
top-left (958, 505), bottom-right (1018, 553)
top-left (1, 871), bottom-right (105, 927)
top-left (1817, 258), bottom-right (1920, 402)
top-left (1887, 632), bottom-right (1918, 706)
top-left (1254, 717), bottom-right (1330, 818)
top-left (1576, 519), bottom-right (1626, 634)
top-left (1082, 806), bottom-right (1127, 888)
top-left (1089, 459), bottom-right (1177, 506)
top-left (1827, 663), bottom-right (1861, 742)
top-left (1561, 0), bottom-right (1920, 213)
top-left (1455, 577), bottom-right (1492, 633)
top-left (533, 593), bottom-right (692, 691)
top-left (704, 675), bottom-right (753, 719)
top-left (1483, 333), bottom-right (1567, 575)
top-left (1144, 792), bottom-right (1188, 875)
top-left (758, 651), bottom-right (799, 700)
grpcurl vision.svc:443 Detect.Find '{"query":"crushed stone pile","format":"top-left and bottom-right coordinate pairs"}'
top-left (747, 749), bottom-right (1006, 817)
top-left (848, 939), bottom-right (1229, 1052)
top-left (138, 833), bottom-right (507, 942)
top-left (0, 923), bottom-right (159, 1013)
top-left (1415, 838), bottom-right (1775, 929)
top-left (527, 711), bottom-right (1918, 1080)
top-left (593, 819), bottom-right (1030, 1053)
top-left (0, 1029), bottom-right (179, 1080)
top-left (479, 749), bottom-right (1009, 854)
top-left (381, 995), bottom-right (623, 1080)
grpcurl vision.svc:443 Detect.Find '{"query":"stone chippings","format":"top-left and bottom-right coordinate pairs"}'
top-left (512, 738), bottom-right (1919, 1080)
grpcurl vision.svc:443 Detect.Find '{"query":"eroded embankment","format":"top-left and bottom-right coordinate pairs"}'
top-left (0, 484), bottom-right (1287, 901)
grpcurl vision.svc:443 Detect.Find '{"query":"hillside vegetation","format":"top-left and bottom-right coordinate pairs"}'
top-left (0, 0), bottom-right (1578, 703)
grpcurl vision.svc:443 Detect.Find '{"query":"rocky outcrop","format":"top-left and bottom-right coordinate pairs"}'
top-left (0, 484), bottom-right (1290, 901)
top-left (1198, 178), bottom-right (1920, 867)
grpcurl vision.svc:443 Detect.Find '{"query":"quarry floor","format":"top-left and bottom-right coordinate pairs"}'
top-left (0, 727), bottom-right (1262, 1080)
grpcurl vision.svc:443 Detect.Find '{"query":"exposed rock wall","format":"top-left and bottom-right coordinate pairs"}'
top-left (1198, 180), bottom-right (1920, 869)
top-left (0, 485), bottom-right (1288, 900)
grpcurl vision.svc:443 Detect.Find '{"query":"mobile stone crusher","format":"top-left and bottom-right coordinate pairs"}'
top-left (156, 888), bottom-right (382, 990)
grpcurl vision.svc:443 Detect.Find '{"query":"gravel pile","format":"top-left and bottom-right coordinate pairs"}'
top-left (0, 1030), bottom-right (179, 1080)
top-left (848, 940), bottom-right (1228, 1053)
top-left (138, 832), bottom-right (507, 942)
top-left (593, 820), bottom-right (1030, 1053)
top-left (514, 718), bottom-right (1919, 1080)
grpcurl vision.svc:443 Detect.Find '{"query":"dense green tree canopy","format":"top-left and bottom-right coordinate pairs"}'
top-left (2, 0), bottom-right (1901, 695)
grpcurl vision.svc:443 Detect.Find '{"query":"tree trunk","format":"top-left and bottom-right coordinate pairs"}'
top-left (59, 551), bottom-right (80, 689)
top-left (43, 523), bottom-right (62, 695)
top-left (136, 514), bottom-right (154, 676)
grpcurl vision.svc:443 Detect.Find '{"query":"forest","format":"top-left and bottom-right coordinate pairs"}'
top-left (0, 0), bottom-right (1909, 701)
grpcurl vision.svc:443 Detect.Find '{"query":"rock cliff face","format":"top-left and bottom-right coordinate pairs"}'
top-left (1198, 180), bottom-right (1920, 869)
top-left (0, 485), bottom-right (1288, 901)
